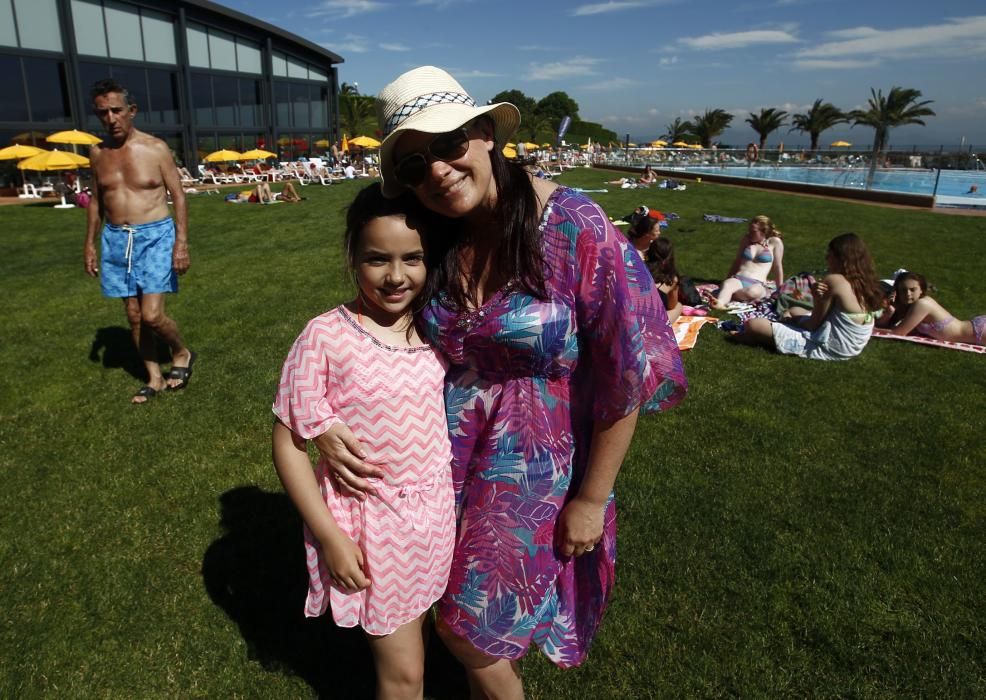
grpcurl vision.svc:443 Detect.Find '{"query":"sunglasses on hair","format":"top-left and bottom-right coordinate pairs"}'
top-left (393, 127), bottom-right (471, 188)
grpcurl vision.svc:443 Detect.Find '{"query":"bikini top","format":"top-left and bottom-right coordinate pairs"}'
top-left (916, 315), bottom-right (956, 338)
top-left (742, 243), bottom-right (773, 264)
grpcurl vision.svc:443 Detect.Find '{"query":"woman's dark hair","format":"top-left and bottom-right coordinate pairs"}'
top-left (890, 271), bottom-right (927, 325)
top-left (629, 215), bottom-right (659, 241)
top-left (827, 232), bottom-right (884, 311)
top-left (344, 182), bottom-right (448, 317)
top-left (645, 237), bottom-right (678, 285)
top-left (430, 116), bottom-right (547, 309)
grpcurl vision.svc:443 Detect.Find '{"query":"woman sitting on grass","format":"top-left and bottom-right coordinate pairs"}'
top-left (639, 165), bottom-right (658, 185)
top-left (713, 215), bottom-right (784, 309)
top-left (646, 237), bottom-right (682, 323)
top-left (731, 232), bottom-right (884, 361)
top-left (879, 272), bottom-right (986, 345)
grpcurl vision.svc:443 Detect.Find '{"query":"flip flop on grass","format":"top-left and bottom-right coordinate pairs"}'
top-left (166, 350), bottom-right (198, 391)
top-left (132, 385), bottom-right (160, 404)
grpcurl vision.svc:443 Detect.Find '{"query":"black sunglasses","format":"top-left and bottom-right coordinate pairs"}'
top-left (393, 127), bottom-right (471, 188)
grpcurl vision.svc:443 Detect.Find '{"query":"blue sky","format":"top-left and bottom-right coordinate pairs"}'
top-left (223, 0), bottom-right (986, 147)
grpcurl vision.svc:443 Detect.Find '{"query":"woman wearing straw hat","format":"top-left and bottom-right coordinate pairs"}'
top-left (318, 66), bottom-right (686, 695)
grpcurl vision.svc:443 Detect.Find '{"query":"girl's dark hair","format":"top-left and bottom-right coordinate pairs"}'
top-left (629, 215), bottom-right (659, 241)
top-left (430, 117), bottom-right (547, 309)
top-left (827, 232), bottom-right (884, 311)
top-left (645, 237), bottom-right (678, 285)
top-left (344, 182), bottom-right (448, 316)
top-left (890, 271), bottom-right (928, 325)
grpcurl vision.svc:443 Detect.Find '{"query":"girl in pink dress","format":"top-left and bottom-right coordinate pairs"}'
top-left (272, 183), bottom-right (454, 699)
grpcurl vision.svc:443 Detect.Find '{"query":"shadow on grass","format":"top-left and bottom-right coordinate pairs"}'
top-left (88, 326), bottom-right (172, 382)
top-left (202, 485), bottom-right (468, 699)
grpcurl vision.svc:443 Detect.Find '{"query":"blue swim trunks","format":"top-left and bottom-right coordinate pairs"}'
top-left (100, 216), bottom-right (178, 298)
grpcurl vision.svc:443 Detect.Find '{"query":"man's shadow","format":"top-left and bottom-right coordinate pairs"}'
top-left (89, 326), bottom-right (172, 381)
top-left (202, 486), bottom-right (468, 698)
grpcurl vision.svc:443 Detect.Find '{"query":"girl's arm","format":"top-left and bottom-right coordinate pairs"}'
top-left (888, 298), bottom-right (933, 336)
top-left (771, 238), bottom-right (785, 287)
top-left (798, 273), bottom-right (838, 331)
top-left (556, 408), bottom-right (639, 557)
top-left (272, 420), bottom-right (370, 591)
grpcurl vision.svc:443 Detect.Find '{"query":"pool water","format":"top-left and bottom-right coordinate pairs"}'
top-left (664, 165), bottom-right (986, 205)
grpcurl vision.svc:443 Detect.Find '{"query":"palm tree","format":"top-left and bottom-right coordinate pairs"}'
top-left (523, 111), bottom-right (553, 143)
top-left (690, 109), bottom-right (733, 148)
top-left (340, 82), bottom-right (360, 96)
top-left (662, 117), bottom-right (693, 144)
top-left (789, 99), bottom-right (847, 152)
top-left (339, 94), bottom-right (376, 139)
top-left (850, 86), bottom-right (935, 187)
top-left (745, 108), bottom-right (788, 152)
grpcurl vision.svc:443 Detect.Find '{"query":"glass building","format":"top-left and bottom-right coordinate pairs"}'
top-left (0, 0), bottom-right (343, 187)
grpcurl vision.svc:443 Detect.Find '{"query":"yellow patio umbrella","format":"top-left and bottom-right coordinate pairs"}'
top-left (17, 149), bottom-right (90, 170)
top-left (239, 148), bottom-right (277, 160)
top-left (650, 140), bottom-right (668, 147)
top-left (314, 139), bottom-right (331, 148)
top-left (830, 140), bottom-right (851, 147)
top-left (203, 149), bottom-right (243, 162)
top-left (505, 142), bottom-right (517, 148)
top-left (341, 134), bottom-right (350, 152)
top-left (47, 129), bottom-right (102, 146)
top-left (541, 142), bottom-right (552, 147)
top-left (0, 144), bottom-right (45, 160)
top-left (11, 130), bottom-right (46, 144)
top-left (687, 143), bottom-right (703, 149)
top-left (523, 142), bottom-right (539, 151)
top-left (672, 141), bottom-right (690, 147)
top-left (349, 135), bottom-right (381, 148)
top-left (502, 145), bottom-right (517, 158)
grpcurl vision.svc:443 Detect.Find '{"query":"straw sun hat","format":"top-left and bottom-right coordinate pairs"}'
top-left (376, 66), bottom-right (520, 197)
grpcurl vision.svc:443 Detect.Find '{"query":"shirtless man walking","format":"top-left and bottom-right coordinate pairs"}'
top-left (83, 78), bottom-right (196, 404)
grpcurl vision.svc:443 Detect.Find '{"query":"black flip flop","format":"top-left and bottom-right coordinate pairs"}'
top-left (166, 350), bottom-right (198, 391)
top-left (133, 385), bottom-right (159, 404)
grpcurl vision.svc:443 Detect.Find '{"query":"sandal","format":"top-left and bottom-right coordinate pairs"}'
top-left (166, 350), bottom-right (198, 391)
top-left (132, 385), bottom-right (159, 404)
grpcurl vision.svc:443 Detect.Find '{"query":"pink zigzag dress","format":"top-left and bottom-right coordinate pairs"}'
top-left (273, 306), bottom-right (455, 636)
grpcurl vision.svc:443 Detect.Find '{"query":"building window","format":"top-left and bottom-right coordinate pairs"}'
top-left (186, 23), bottom-right (262, 74)
top-left (213, 77), bottom-right (238, 127)
top-left (0, 55), bottom-right (29, 122)
top-left (71, 0), bottom-right (108, 57)
top-left (104, 0), bottom-right (143, 61)
top-left (0, 1), bottom-right (17, 48)
top-left (274, 81), bottom-right (290, 127)
top-left (238, 78), bottom-right (262, 128)
top-left (190, 73), bottom-right (214, 127)
top-left (141, 9), bottom-right (176, 64)
top-left (271, 52), bottom-right (287, 77)
top-left (11, 0), bottom-right (63, 52)
top-left (291, 83), bottom-right (310, 128)
top-left (72, 0), bottom-right (177, 64)
top-left (146, 69), bottom-right (179, 125)
top-left (23, 57), bottom-right (71, 122)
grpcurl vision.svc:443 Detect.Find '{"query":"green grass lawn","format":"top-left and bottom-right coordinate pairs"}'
top-left (1, 172), bottom-right (983, 698)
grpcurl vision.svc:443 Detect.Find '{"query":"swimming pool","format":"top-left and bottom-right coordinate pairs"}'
top-left (660, 165), bottom-right (986, 207)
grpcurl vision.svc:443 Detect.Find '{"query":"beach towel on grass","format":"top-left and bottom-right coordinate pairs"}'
top-left (871, 328), bottom-right (986, 354)
top-left (673, 316), bottom-right (717, 350)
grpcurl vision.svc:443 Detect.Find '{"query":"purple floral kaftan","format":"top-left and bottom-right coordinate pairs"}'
top-left (420, 187), bottom-right (687, 668)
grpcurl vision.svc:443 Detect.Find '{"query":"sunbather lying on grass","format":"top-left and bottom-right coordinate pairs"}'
top-left (878, 272), bottom-right (985, 345)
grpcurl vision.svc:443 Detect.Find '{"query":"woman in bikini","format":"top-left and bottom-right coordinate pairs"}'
top-left (880, 272), bottom-right (986, 345)
top-left (713, 215), bottom-right (784, 309)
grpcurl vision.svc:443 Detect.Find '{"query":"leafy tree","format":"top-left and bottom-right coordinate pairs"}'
top-left (521, 111), bottom-right (553, 143)
top-left (789, 99), bottom-right (847, 152)
top-left (662, 117), bottom-right (693, 143)
top-left (339, 94), bottom-right (376, 138)
top-left (490, 90), bottom-right (538, 121)
top-left (690, 109), bottom-right (733, 148)
top-left (850, 86), bottom-right (935, 186)
top-left (536, 91), bottom-right (580, 129)
top-left (570, 120), bottom-right (618, 146)
top-left (745, 107), bottom-right (788, 152)
top-left (339, 82), bottom-right (360, 96)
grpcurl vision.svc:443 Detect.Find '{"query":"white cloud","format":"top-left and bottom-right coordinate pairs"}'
top-left (379, 43), bottom-right (411, 51)
top-left (416, 0), bottom-right (472, 7)
top-left (659, 55), bottom-right (678, 66)
top-left (450, 69), bottom-right (502, 79)
top-left (326, 33), bottom-right (370, 53)
top-left (797, 16), bottom-right (986, 61)
top-left (572, 1), bottom-right (650, 16)
top-left (584, 77), bottom-right (635, 91)
top-left (678, 28), bottom-right (799, 50)
top-left (793, 58), bottom-right (879, 70)
top-left (307, 0), bottom-right (389, 19)
top-left (517, 45), bottom-right (557, 52)
top-left (526, 57), bottom-right (604, 80)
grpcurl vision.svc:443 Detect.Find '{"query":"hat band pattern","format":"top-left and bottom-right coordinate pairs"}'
top-left (384, 91), bottom-right (477, 136)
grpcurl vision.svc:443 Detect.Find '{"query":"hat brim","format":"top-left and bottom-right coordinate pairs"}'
top-left (379, 102), bottom-right (520, 198)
